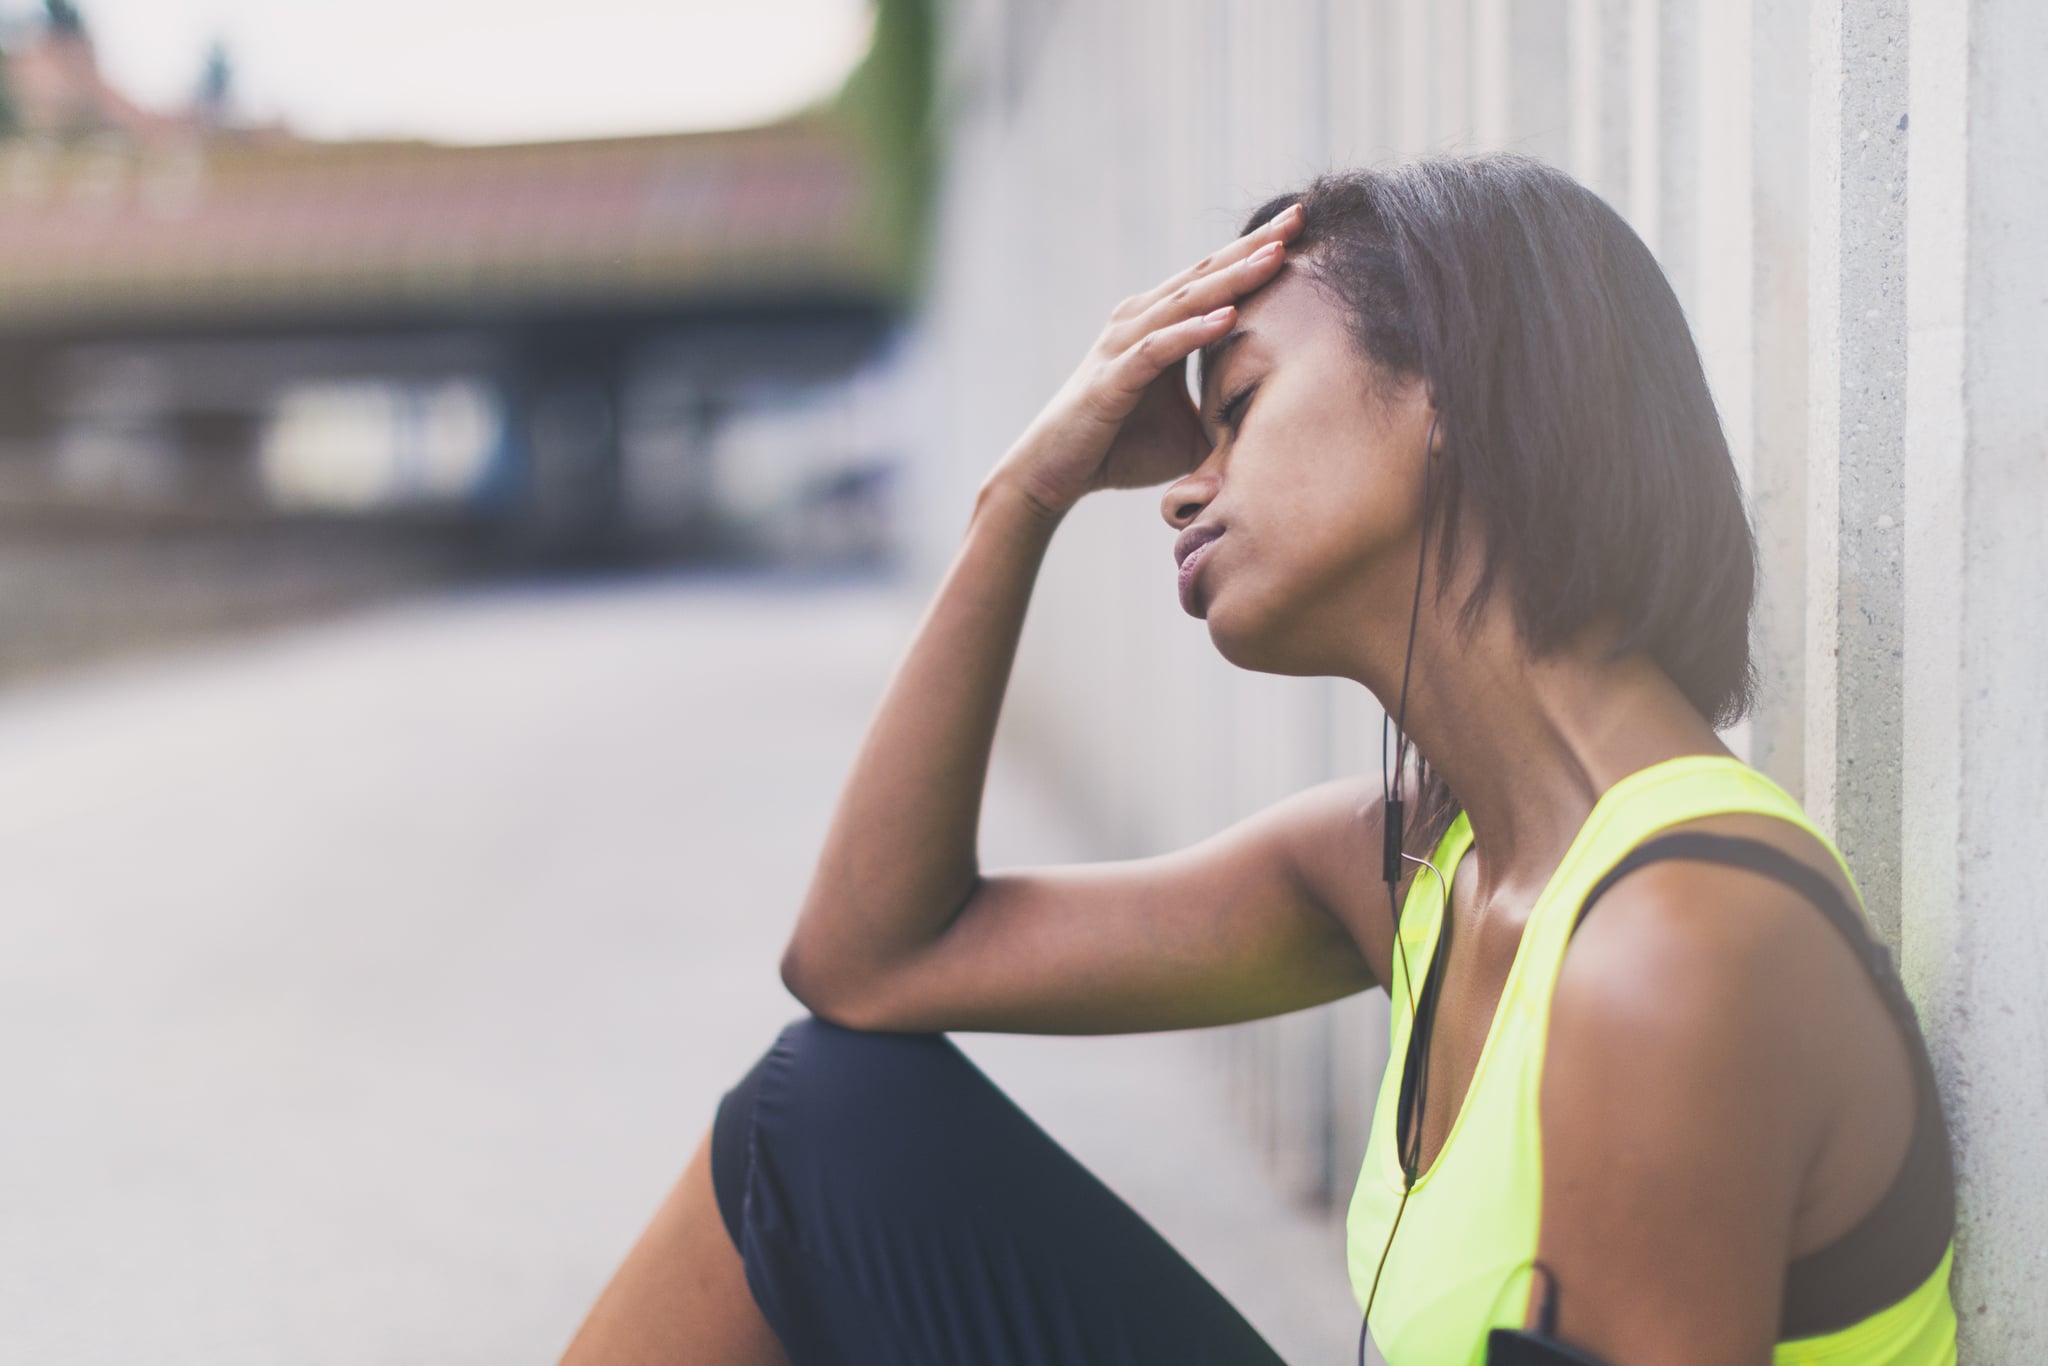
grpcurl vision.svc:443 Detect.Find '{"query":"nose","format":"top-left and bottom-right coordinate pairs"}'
top-left (1159, 464), bottom-right (1218, 530)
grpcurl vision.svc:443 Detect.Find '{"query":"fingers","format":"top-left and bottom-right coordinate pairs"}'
top-left (1103, 304), bottom-right (1236, 398)
top-left (1103, 208), bottom-right (1301, 358)
top-left (1114, 201), bottom-right (1303, 326)
top-left (1097, 241), bottom-right (1287, 379)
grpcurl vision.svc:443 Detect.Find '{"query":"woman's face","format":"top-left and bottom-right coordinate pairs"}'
top-left (1161, 260), bottom-right (1439, 679)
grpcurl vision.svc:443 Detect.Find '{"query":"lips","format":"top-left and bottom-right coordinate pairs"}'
top-left (1174, 522), bottom-right (1224, 568)
top-left (1176, 529), bottom-right (1223, 612)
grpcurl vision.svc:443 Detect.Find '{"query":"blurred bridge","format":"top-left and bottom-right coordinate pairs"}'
top-left (0, 118), bottom-right (905, 557)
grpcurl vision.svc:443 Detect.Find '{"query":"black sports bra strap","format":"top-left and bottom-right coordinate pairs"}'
top-left (1570, 831), bottom-right (1903, 994)
top-left (1565, 829), bottom-right (1955, 1341)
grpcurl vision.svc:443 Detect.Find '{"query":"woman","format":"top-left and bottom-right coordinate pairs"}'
top-left (559, 154), bottom-right (1958, 1365)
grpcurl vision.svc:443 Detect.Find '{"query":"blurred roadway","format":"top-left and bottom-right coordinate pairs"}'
top-left (0, 569), bottom-right (1358, 1365)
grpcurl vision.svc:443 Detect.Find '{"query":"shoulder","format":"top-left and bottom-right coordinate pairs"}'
top-left (1548, 853), bottom-right (1846, 1155)
top-left (1552, 812), bottom-right (1876, 1106)
top-left (1527, 852), bottom-right (1854, 1356)
top-left (1264, 772), bottom-right (1419, 991)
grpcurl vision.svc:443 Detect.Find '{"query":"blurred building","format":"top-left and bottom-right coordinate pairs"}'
top-left (0, 13), bottom-right (910, 561)
top-left (901, 2), bottom-right (2044, 1355)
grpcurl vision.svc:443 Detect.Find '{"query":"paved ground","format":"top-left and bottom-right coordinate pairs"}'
top-left (0, 568), bottom-right (1360, 1365)
top-left (0, 511), bottom-right (488, 686)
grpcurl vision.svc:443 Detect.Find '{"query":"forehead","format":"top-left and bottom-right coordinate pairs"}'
top-left (1195, 264), bottom-right (1351, 395)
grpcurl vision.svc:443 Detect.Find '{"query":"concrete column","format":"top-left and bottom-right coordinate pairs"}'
top-left (1223, 0), bottom-right (1323, 194)
top-left (1695, 0), bottom-right (1808, 789)
top-left (1305, 0), bottom-right (1335, 171)
top-left (1619, 0), bottom-right (1704, 310)
top-left (1654, 0), bottom-right (1700, 311)
top-left (1569, 0), bottom-right (1599, 179)
top-left (1430, 0), bottom-right (1475, 149)
top-left (1472, 0), bottom-right (1512, 149)
top-left (1569, 0), bottom-right (1633, 204)
top-left (1508, 0), bottom-right (1574, 166)
top-left (1474, 0), bottom-right (1572, 165)
top-left (1628, 0), bottom-right (1664, 250)
top-left (1751, 0), bottom-right (1811, 794)
top-left (1692, 0), bottom-right (1755, 544)
top-left (1392, 0), bottom-right (1431, 153)
top-left (1324, 0), bottom-right (1365, 167)
top-left (1326, 0), bottom-right (1399, 168)
top-left (1903, 0), bottom-right (2048, 1352)
top-left (1806, 0), bottom-right (1906, 944)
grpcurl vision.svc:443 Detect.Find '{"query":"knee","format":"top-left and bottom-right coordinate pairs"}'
top-left (755, 1014), bottom-right (970, 1142)
top-left (715, 1014), bottom-right (996, 1214)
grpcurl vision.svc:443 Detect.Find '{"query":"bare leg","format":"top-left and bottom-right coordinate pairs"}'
top-left (558, 1125), bottom-right (790, 1366)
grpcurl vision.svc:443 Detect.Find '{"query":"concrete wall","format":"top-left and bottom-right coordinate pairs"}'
top-left (903, 0), bottom-right (2045, 1351)
top-left (1898, 2), bottom-right (2048, 1355)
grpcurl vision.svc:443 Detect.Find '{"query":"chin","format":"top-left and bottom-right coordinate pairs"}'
top-left (1204, 593), bottom-right (1322, 677)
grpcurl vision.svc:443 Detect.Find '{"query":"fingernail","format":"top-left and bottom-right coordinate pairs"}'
top-left (1205, 306), bottom-right (1233, 323)
top-left (1251, 242), bottom-right (1283, 264)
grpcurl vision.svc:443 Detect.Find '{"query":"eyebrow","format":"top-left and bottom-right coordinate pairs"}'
top-left (1195, 326), bottom-right (1256, 407)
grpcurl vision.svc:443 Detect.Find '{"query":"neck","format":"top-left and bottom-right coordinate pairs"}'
top-left (1374, 616), bottom-right (1731, 915)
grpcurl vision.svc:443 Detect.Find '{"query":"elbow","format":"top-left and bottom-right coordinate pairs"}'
top-left (778, 935), bottom-right (826, 1013)
top-left (778, 875), bottom-right (978, 1032)
top-left (779, 934), bottom-right (878, 1031)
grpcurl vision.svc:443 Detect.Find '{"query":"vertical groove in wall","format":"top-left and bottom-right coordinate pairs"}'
top-left (1691, 0), bottom-right (1756, 709)
top-left (1327, 0), bottom-right (1386, 167)
top-left (1569, 0), bottom-right (1602, 180)
top-left (1655, 0), bottom-right (1699, 312)
top-left (1629, 0), bottom-right (1663, 249)
top-left (1805, 0), bottom-right (1907, 944)
top-left (1395, 0), bottom-right (1430, 153)
top-left (1899, 0), bottom-right (1969, 1323)
top-left (1509, 0), bottom-right (1574, 166)
top-left (1308, 0), bottom-right (1334, 171)
top-left (1471, 0), bottom-right (1512, 150)
top-left (1366, 0), bottom-right (1397, 163)
top-left (1745, 0), bottom-right (1810, 797)
top-left (1568, 0), bottom-right (1633, 205)
top-left (1599, 0), bottom-right (1634, 208)
top-left (1433, 0), bottom-right (1476, 149)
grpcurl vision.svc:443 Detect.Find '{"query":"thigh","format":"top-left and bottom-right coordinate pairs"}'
top-left (712, 1016), bottom-right (1291, 1366)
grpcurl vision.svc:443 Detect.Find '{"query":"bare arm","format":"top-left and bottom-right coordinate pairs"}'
top-left (779, 470), bottom-right (1390, 1036)
top-left (779, 202), bottom-right (1389, 1035)
top-left (774, 475), bottom-right (1080, 1026)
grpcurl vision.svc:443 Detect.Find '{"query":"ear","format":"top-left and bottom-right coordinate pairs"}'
top-left (1413, 377), bottom-right (1442, 456)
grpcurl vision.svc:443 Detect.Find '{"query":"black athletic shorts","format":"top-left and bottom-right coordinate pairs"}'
top-left (710, 1015), bottom-right (1292, 1365)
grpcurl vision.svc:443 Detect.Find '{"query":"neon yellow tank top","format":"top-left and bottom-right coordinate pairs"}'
top-left (1344, 754), bottom-right (1958, 1364)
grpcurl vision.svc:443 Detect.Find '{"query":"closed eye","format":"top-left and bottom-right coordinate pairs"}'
top-left (1208, 380), bottom-right (1258, 436)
